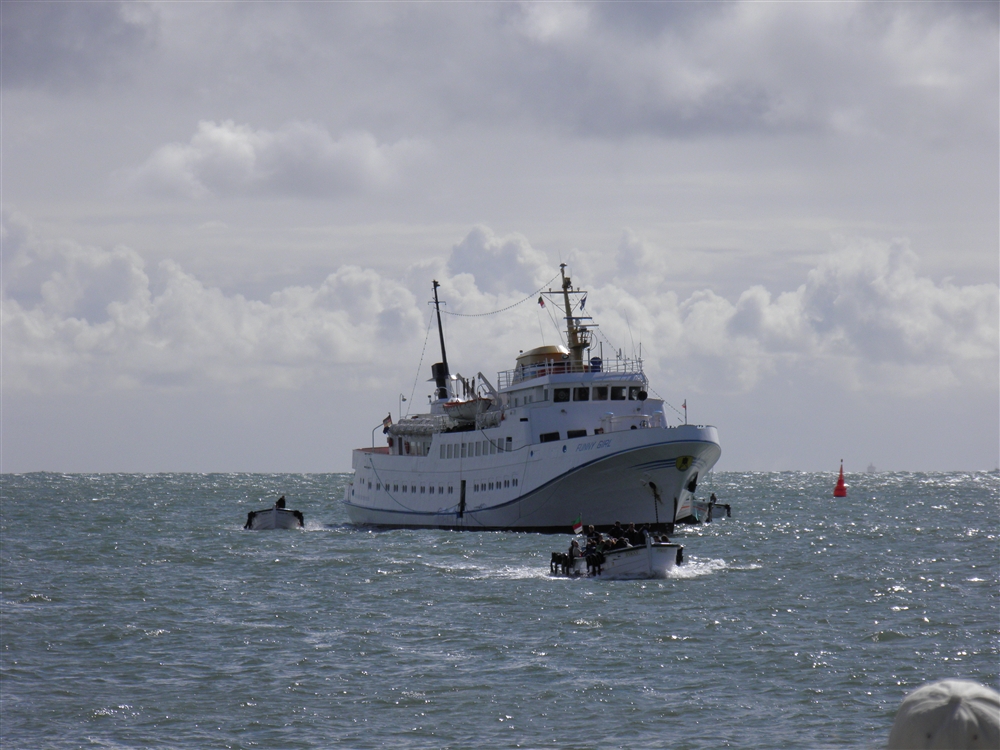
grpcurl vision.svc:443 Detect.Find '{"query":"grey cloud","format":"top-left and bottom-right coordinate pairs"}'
top-left (1, 1), bottom-right (156, 91)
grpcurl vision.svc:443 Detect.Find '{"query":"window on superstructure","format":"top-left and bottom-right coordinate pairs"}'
top-left (489, 482), bottom-right (493, 490)
top-left (461, 443), bottom-right (467, 458)
top-left (376, 483), bottom-right (381, 490)
top-left (411, 486), bottom-right (416, 493)
top-left (628, 386), bottom-right (640, 400)
top-left (490, 441), bottom-right (496, 455)
top-left (429, 486), bottom-right (434, 494)
top-left (593, 386), bottom-right (608, 400)
top-left (513, 478), bottom-right (518, 486)
top-left (504, 479), bottom-right (509, 488)
top-left (438, 486), bottom-right (443, 494)
top-left (611, 386), bottom-right (626, 400)
top-left (393, 484), bottom-right (398, 492)
top-left (573, 387), bottom-right (589, 401)
top-left (506, 437), bottom-right (512, 450)
top-left (448, 486), bottom-right (453, 494)
top-left (440, 445), bottom-right (445, 459)
top-left (420, 486), bottom-right (425, 493)
top-left (567, 429), bottom-right (587, 439)
top-left (554, 388), bottom-right (570, 403)
top-left (402, 485), bottom-right (407, 493)
top-left (539, 431), bottom-right (560, 443)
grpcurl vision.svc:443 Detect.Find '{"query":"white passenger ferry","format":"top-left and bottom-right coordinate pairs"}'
top-left (343, 266), bottom-right (721, 532)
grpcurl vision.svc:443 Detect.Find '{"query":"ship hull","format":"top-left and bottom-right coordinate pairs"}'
top-left (343, 425), bottom-right (720, 532)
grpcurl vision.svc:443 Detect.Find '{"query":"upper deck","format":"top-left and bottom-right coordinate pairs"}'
top-left (497, 356), bottom-right (644, 390)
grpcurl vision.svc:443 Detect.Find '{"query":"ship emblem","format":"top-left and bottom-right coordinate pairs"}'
top-left (676, 456), bottom-right (694, 471)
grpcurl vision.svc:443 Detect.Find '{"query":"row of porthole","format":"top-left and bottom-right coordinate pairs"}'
top-left (362, 477), bottom-right (521, 494)
top-left (473, 478), bottom-right (519, 492)
top-left (369, 481), bottom-right (452, 494)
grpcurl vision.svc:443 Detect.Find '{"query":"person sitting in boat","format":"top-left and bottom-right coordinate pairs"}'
top-left (611, 535), bottom-right (630, 550)
top-left (275, 496), bottom-right (286, 509)
top-left (568, 539), bottom-right (584, 563)
top-left (625, 523), bottom-right (644, 546)
top-left (583, 537), bottom-right (605, 576)
top-left (610, 521), bottom-right (624, 539)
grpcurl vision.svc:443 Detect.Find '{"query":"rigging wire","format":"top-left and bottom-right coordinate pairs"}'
top-left (405, 307), bottom-right (436, 417)
top-left (438, 273), bottom-right (560, 318)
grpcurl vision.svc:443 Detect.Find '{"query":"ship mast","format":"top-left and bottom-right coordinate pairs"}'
top-left (559, 263), bottom-right (589, 369)
top-left (431, 280), bottom-right (450, 401)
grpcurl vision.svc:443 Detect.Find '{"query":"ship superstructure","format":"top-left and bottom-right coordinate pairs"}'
top-left (343, 266), bottom-right (721, 532)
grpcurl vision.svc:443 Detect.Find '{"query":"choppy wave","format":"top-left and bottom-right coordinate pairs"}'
top-left (2, 471), bottom-right (997, 749)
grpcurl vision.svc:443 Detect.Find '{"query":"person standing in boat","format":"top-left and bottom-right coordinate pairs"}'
top-left (275, 496), bottom-right (286, 509)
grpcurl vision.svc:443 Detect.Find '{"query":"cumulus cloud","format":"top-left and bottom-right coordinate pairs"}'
top-left (3, 215), bottom-right (995, 401)
top-left (1, 210), bottom-right (424, 392)
top-left (123, 120), bottom-right (427, 199)
top-left (445, 226), bottom-right (553, 296)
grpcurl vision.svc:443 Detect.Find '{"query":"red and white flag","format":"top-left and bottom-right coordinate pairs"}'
top-left (572, 516), bottom-right (583, 535)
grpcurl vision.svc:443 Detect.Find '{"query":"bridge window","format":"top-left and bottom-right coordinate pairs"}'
top-left (573, 387), bottom-right (589, 401)
top-left (611, 386), bottom-right (627, 400)
top-left (553, 388), bottom-right (570, 402)
top-left (628, 386), bottom-right (641, 400)
top-left (593, 386), bottom-right (608, 400)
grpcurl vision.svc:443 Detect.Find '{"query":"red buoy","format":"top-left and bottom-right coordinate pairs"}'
top-left (833, 459), bottom-right (847, 497)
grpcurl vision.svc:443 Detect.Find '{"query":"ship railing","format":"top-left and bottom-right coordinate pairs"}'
top-left (497, 357), bottom-right (644, 389)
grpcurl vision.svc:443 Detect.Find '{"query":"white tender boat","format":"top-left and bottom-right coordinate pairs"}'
top-left (244, 497), bottom-right (304, 530)
top-left (343, 266), bottom-right (722, 532)
top-left (553, 535), bottom-right (685, 579)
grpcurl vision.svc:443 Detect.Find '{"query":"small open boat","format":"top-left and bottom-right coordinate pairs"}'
top-left (244, 496), bottom-right (304, 530)
top-left (551, 535), bottom-right (684, 579)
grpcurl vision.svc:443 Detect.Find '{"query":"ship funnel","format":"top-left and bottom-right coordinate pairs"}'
top-left (431, 362), bottom-right (449, 400)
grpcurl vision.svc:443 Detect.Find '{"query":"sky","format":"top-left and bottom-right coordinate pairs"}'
top-left (2, 1), bottom-right (997, 474)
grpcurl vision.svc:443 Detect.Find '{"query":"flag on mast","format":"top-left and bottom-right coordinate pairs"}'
top-left (572, 515), bottom-right (583, 535)
top-left (538, 296), bottom-right (545, 308)
top-left (382, 414), bottom-right (392, 433)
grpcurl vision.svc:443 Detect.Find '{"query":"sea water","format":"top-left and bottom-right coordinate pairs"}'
top-left (1, 472), bottom-right (997, 749)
